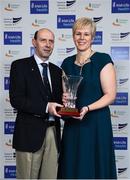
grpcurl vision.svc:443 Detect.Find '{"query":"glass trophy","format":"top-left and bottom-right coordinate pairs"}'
top-left (58, 74), bottom-right (83, 117)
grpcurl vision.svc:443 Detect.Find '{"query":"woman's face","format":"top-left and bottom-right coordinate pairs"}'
top-left (73, 25), bottom-right (93, 52)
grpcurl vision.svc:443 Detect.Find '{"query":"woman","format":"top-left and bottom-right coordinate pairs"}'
top-left (57, 17), bottom-right (117, 179)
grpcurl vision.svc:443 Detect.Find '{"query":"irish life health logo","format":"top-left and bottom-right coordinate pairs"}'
top-left (112, 92), bottom-right (128, 105)
top-left (4, 32), bottom-right (22, 45)
top-left (113, 137), bottom-right (127, 150)
top-left (30, 0), bottom-right (49, 14)
top-left (112, 0), bottom-right (130, 13)
top-left (111, 47), bottom-right (129, 61)
top-left (4, 166), bottom-right (16, 178)
top-left (57, 15), bottom-right (75, 28)
top-left (4, 122), bottom-right (15, 134)
top-left (92, 31), bottom-right (102, 45)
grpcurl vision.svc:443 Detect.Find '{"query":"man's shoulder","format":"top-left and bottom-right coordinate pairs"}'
top-left (49, 62), bottom-right (62, 71)
top-left (11, 56), bottom-right (34, 65)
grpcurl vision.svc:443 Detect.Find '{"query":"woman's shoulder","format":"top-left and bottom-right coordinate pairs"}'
top-left (91, 52), bottom-right (113, 70)
top-left (92, 52), bottom-right (111, 59)
top-left (92, 52), bottom-right (113, 63)
top-left (61, 54), bottom-right (76, 66)
top-left (63, 54), bottom-right (76, 62)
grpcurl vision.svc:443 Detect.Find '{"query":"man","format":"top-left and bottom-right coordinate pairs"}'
top-left (9, 28), bottom-right (63, 179)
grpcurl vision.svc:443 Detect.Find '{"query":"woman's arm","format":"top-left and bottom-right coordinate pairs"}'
top-left (79, 63), bottom-right (117, 120)
top-left (88, 63), bottom-right (117, 111)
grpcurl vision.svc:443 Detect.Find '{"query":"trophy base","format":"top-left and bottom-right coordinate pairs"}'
top-left (58, 107), bottom-right (80, 117)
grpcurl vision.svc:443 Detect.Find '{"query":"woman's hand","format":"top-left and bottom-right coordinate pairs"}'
top-left (73, 106), bottom-right (89, 120)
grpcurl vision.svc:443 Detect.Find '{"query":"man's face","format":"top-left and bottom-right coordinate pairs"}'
top-left (32, 29), bottom-right (55, 61)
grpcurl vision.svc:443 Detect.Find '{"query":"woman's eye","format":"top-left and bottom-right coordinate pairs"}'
top-left (76, 33), bottom-right (81, 35)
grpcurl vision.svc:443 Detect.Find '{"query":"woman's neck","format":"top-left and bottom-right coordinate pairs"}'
top-left (75, 49), bottom-right (93, 66)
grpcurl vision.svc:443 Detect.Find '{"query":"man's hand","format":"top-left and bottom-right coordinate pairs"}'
top-left (48, 102), bottom-right (63, 117)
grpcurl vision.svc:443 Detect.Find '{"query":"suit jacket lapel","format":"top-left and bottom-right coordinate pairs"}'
top-left (49, 62), bottom-right (58, 94)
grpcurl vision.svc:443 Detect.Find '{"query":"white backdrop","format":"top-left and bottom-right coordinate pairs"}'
top-left (0, 0), bottom-right (130, 179)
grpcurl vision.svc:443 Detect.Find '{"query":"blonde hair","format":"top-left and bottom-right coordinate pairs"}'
top-left (72, 17), bottom-right (96, 38)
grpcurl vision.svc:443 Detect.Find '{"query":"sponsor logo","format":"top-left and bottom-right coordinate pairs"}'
top-left (111, 46), bottom-right (129, 61)
top-left (85, 2), bottom-right (101, 11)
top-left (57, 15), bottom-right (75, 28)
top-left (93, 16), bottom-right (103, 23)
top-left (117, 78), bottom-right (128, 86)
top-left (5, 50), bottom-right (13, 57)
top-left (112, 0), bottom-right (130, 13)
top-left (66, 47), bottom-right (75, 53)
top-left (4, 3), bottom-right (20, 11)
top-left (32, 18), bottom-right (47, 27)
top-left (112, 18), bottom-right (128, 26)
top-left (118, 123), bottom-right (128, 130)
top-left (4, 77), bottom-right (10, 90)
top-left (4, 17), bottom-right (22, 27)
top-left (57, 0), bottom-right (76, 12)
top-left (112, 123), bottom-right (128, 134)
top-left (118, 78), bottom-right (128, 85)
top-left (4, 152), bottom-right (16, 162)
top-left (30, 0), bottom-right (49, 14)
top-left (111, 109), bottom-right (126, 118)
top-left (4, 64), bottom-right (11, 75)
top-left (65, 0), bottom-right (76, 7)
top-left (113, 137), bottom-right (127, 150)
top-left (4, 122), bottom-right (15, 134)
top-left (4, 108), bottom-right (17, 119)
top-left (57, 47), bottom-right (75, 56)
top-left (92, 31), bottom-right (102, 45)
top-left (5, 138), bottom-right (12, 147)
top-left (120, 32), bottom-right (130, 39)
top-left (58, 33), bottom-right (72, 41)
top-left (118, 167), bottom-right (127, 176)
top-left (112, 92), bottom-right (128, 105)
top-left (4, 31), bottom-right (22, 45)
top-left (5, 49), bottom-right (20, 58)
top-left (4, 137), bottom-right (15, 162)
top-left (111, 32), bottom-right (130, 43)
top-left (116, 78), bottom-right (129, 91)
top-left (4, 166), bottom-right (16, 178)
top-left (111, 110), bottom-right (119, 118)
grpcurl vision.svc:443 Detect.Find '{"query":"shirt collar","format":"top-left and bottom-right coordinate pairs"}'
top-left (34, 54), bottom-right (49, 66)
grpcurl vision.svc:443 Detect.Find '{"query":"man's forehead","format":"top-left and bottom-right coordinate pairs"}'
top-left (38, 29), bottom-right (54, 37)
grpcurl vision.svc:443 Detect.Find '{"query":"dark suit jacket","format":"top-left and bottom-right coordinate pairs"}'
top-left (9, 56), bottom-right (63, 153)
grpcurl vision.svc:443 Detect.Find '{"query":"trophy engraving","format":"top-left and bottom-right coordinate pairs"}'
top-left (58, 74), bottom-right (83, 117)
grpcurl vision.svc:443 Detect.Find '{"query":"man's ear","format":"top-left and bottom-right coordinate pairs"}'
top-left (32, 38), bottom-right (36, 48)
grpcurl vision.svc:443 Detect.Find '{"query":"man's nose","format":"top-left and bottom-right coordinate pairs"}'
top-left (45, 40), bottom-right (50, 47)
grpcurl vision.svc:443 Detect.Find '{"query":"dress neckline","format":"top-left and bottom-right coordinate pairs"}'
top-left (74, 51), bottom-right (96, 67)
top-left (73, 52), bottom-right (97, 75)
